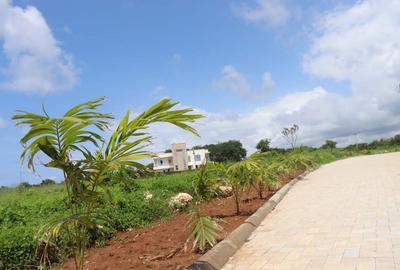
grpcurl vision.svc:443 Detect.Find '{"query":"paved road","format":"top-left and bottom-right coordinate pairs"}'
top-left (222, 153), bottom-right (400, 270)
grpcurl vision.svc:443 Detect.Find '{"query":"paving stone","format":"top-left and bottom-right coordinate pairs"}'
top-left (221, 153), bottom-right (400, 270)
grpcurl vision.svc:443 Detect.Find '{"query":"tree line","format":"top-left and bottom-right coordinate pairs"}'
top-left (194, 131), bottom-right (400, 163)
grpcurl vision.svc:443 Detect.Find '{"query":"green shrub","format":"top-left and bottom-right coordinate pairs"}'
top-left (40, 179), bottom-right (56, 186)
top-left (0, 226), bottom-right (36, 269)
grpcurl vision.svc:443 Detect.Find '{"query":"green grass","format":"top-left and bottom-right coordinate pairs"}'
top-left (0, 171), bottom-right (196, 269)
top-left (1, 146), bottom-right (400, 269)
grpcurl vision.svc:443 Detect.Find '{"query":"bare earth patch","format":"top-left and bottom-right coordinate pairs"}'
top-left (60, 171), bottom-right (302, 270)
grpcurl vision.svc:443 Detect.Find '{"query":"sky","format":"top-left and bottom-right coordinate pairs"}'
top-left (1, 0), bottom-right (400, 186)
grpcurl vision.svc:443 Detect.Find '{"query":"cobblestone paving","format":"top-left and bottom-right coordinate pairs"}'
top-left (222, 153), bottom-right (400, 270)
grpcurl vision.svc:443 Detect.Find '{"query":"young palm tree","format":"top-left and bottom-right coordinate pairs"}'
top-left (226, 159), bottom-right (260, 215)
top-left (185, 208), bottom-right (222, 253)
top-left (248, 153), bottom-right (280, 199)
top-left (13, 97), bottom-right (203, 270)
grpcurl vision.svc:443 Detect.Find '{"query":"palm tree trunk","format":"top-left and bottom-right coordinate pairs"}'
top-left (233, 185), bottom-right (241, 215)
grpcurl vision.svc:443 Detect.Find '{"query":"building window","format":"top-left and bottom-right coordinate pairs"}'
top-left (160, 160), bottom-right (163, 165)
top-left (195, 154), bottom-right (201, 162)
top-left (175, 165), bottom-right (178, 170)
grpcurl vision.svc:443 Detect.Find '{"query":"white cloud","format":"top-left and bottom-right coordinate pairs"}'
top-left (146, 88), bottom-right (328, 152)
top-left (151, 85), bottom-right (166, 96)
top-left (303, 0), bottom-right (400, 104)
top-left (302, 0), bottom-right (400, 135)
top-left (235, 0), bottom-right (291, 27)
top-left (212, 65), bottom-right (251, 95)
top-left (146, 89), bottom-right (325, 153)
top-left (260, 72), bottom-right (275, 97)
top-left (147, 0), bottom-right (400, 153)
top-left (212, 65), bottom-right (275, 99)
top-left (147, 86), bottom-right (400, 154)
top-left (0, 0), bottom-right (78, 94)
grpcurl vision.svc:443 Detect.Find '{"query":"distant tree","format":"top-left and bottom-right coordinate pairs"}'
top-left (368, 140), bottom-right (380, 149)
top-left (146, 163), bottom-right (154, 170)
top-left (298, 145), bottom-right (317, 151)
top-left (18, 182), bottom-right (32, 187)
top-left (256, 138), bottom-right (271, 153)
top-left (268, 147), bottom-right (289, 154)
top-left (203, 140), bottom-right (247, 162)
top-left (342, 134), bottom-right (400, 150)
top-left (321, 140), bottom-right (337, 152)
top-left (281, 124), bottom-right (299, 149)
top-left (17, 182), bottom-right (32, 192)
top-left (40, 179), bottom-right (56, 186)
top-left (345, 143), bottom-right (369, 150)
top-left (164, 149), bottom-right (172, 153)
top-left (390, 134), bottom-right (400, 145)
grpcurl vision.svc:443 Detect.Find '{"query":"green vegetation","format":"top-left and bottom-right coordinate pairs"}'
top-left (225, 160), bottom-right (260, 214)
top-left (192, 164), bottom-right (218, 201)
top-left (2, 109), bottom-right (400, 270)
top-left (39, 179), bottom-right (57, 186)
top-left (199, 140), bottom-right (247, 162)
top-left (0, 172), bottom-right (196, 269)
top-left (256, 138), bottom-right (271, 153)
top-left (321, 140), bottom-right (337, 152)
top-left (11, 97), bottom-right (203, 270)
top-left (185, 208), bottom-right (222, 253)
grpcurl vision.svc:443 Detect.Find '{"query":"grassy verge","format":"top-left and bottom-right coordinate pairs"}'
top-left (0, 172), bottom-right (196, 269)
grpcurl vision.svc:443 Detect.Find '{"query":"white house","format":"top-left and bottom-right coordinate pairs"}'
top-left (153, 143), bottom-right (210, 173)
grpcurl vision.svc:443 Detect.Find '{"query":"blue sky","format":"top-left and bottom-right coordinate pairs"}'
top-left (1, 0), bottom-right (400, 186)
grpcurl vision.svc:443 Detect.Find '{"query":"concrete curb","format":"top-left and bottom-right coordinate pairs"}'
top-left (186, 171), bottom-right (308, 270)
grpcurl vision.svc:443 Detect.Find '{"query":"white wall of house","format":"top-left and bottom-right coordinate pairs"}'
top-left (153, 153), bottom-right (174, 172)
top-left (187, 149), bottom-right (209, 170)
top-left (153, 144), bottom-right (209, 172)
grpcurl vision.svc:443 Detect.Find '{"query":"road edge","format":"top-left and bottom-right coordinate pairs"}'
top-left (186, 171), bottom-right (308, 270)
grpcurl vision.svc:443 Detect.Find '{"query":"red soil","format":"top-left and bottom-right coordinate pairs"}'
top-left (60, 171), bottom-right (302, 270)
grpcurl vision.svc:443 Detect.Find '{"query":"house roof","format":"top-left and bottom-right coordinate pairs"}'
top-left (154, 153), bottom-right (173, 158)
top-left (153, 148), bottom-right (208, 159)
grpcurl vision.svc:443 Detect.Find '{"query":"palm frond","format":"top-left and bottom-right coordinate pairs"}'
top-left (12, 98), bottom-right (113, 171)
top-left (104, 98), bottom-right (204, 168)
top-left (185, 209), bottom-right (222, 252)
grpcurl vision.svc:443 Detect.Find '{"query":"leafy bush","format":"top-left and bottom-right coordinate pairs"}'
top-left (0, 226), bottom-right (38, 269)
top-left (40, 179), bottom-right (56, 186)
top-left (192, 164), bottom-right (224, 201)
